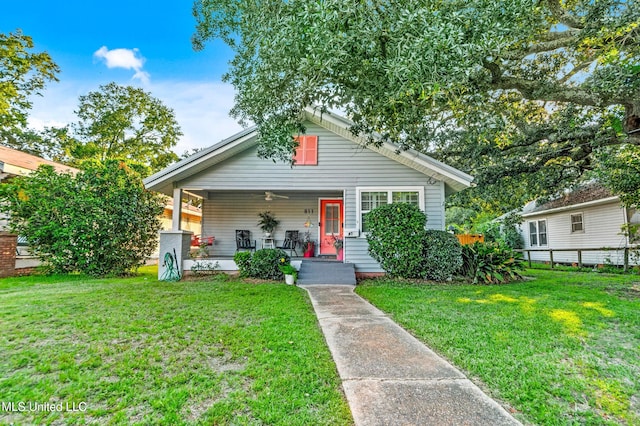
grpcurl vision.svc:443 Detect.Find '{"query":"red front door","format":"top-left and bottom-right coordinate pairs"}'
top-left (319, 199), bottom-right (343, 255)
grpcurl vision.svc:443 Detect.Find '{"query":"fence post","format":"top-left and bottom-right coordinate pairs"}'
top-left (527, 250), bottom-right (532, 268)
top-left (624, 247), bottom-right (629, 272)
top-left (549, 250), bottom-right (554, 269)
top-left (577, 250), bottom-right (582, 268)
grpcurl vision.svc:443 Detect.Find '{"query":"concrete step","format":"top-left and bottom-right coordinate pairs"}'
top-left (297, 260), bottom-right (356, 285)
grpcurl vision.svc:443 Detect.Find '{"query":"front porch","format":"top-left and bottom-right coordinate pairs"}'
top-left (172, 189), bottom-right (347, 259)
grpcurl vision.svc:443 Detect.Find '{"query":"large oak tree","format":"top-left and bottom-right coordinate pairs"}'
top-left (0, 30), bottom-right (59, 147)
top-left (193, 0), bottom-right (639, 211)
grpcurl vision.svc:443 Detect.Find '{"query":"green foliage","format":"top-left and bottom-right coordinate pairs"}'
top-left (190, 260), bottom-right (221, 276)
top-left (251, 249), bottom-right (289, 280)
top-left (233, 249), bottom-right (290, 280)
top-left (598, 144), bottom-right (640, 208)
top-left (0, 160), bottom-right (164, 276)
top-left (233, 251), bottom-right (252, 277)
top-left (365, 203), bottom-right (428, 279)
top-left (279, 263), bottom-right (298, 280)
top-left (423, 230), bottom-right (463, 282)
top-left (257, 210), bottom-right (279, 234)
top-left (459, 242), bottom-right (524, 284)
top-left (0, 30), bottom-right (59, 141)
top-left (56, 82), bottom-right (182, 175)
top-left (194, 0), bottom-right (640, 212)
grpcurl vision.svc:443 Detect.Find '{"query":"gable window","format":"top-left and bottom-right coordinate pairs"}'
top-left (357, 187), bottom-right (424, 232)
top-left (570, 213), bottom-right (584, 233)
top-left (529, 219), bottom-right (547, 246)
top-left (293, 135), bottom-right (318, 165)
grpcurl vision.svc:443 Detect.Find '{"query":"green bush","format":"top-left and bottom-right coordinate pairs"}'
top-left (0, 160), bottom-right (163, 276)
top-left (423, 230), bottom-right (463, 281)
top-left (233, 249), bottom-right (290, 280)
top-left (459, 242), bottom-right (524, 284)
top-left (365, 203), bottom-right (428, 279)
top-left (233, 251), bottom-right (252, 277)
top-left (251, 249), bottom-right (290, 280)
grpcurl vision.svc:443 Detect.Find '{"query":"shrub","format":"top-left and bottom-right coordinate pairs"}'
top-left (233, 249), bottom-right (290, 280)
top-left (233, 251), bottom-right (252, 277)
top-left (459, 242), bottom-right (524, 284)
top-left (423, 230), bottom-right (463, 281)
top-left (0, 161), bottom-right (163, 276)
top-left (365, 203), bottom-right (428, 279)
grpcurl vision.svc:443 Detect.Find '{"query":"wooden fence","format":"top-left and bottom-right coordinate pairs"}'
top-left (455, 234), bottom-right (485, 245)
top-left (517, 246), bottom-right (638, 271)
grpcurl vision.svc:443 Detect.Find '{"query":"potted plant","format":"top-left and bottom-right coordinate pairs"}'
top-left (331, 234), bottom-right (344, 261)
top-left (279, 264), bottom-right (297, 285)
top-left (302, 231), bottom-right (315, 258)
top-left (257, 210), bottom-right (279, 237)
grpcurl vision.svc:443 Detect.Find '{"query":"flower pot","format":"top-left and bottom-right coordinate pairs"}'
top-left (285, 274), bottom-right (295, 285)
top-left (303, 242), bottom-right (315, 257)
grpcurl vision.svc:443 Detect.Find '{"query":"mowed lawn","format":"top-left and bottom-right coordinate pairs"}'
top-left (356, 269), bottom-right (640, 425)
top-left (0, 267), bottom-right (353, 425)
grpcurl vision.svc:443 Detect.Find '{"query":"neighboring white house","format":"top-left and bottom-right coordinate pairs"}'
top-left (144, 107), bottom-right (474, 278)
top-left (518, 183), bottom-right (638, 266)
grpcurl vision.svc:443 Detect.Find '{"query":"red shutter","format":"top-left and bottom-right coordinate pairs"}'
top-left (293, 135), bottom-right (318, 165)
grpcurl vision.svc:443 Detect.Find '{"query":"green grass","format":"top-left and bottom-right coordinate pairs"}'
top-left (0, 267), bottom-right (352, 425)
top-left (356, 269), bottom-right (640, 425)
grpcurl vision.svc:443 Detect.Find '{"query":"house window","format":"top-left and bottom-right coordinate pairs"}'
top-left (529, 219), bottom-right (547, 246)
top-left (357, 187), bottom-right (424, 232)
top-left (570, 213), bottom-right (584, 233)
top-left (293, 135), bottom-right (318, 165)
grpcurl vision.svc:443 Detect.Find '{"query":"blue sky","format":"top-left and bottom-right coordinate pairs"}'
top-left (1, 0), bottom-right (243, 153)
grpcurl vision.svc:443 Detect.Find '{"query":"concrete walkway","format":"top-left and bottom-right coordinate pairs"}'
top-left (301, 284), bottom-right (522, 426)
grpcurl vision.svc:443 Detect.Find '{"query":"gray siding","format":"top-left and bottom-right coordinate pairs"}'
top-left (184, 122), bottom-right (447, 272)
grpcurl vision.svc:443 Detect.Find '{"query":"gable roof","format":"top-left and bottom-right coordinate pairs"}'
top-left (521, 183), bottom-right (619, 217)
top-left (144, 108), bottom-right (474, 195)
top-left (0, 146), bottom-right (79, 180)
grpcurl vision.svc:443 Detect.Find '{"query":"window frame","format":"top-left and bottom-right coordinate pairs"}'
top-left (356, 186), bottom-right (425, 234)
top-left (528, 219), bottom-right (548, 247)
top-left (570, 213), bottom-right (584, 233)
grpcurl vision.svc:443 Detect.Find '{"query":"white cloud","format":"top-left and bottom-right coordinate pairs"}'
top-left (94, 46), bottom-right (150, 84)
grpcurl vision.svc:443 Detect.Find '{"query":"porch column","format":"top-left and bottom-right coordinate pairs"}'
top-left (158, 230), bottom-right (192, 280)
top-left (172, 187), bottom-right (182, 231)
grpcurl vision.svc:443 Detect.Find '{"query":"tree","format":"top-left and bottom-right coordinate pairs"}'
top-left (193, 0), bottom-right (640, 211)
top-left (0, 160), bottom-right (165, 276)
top-left (0, 30), bottom-right (59, 145)
top-left (62, 82), bottom-right (182, 174)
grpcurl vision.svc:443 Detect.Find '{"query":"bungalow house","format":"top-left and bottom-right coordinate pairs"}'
top-left (518, 183), bottom-right (638, 267)
top-left (143, 108), bottom-right (474, 279)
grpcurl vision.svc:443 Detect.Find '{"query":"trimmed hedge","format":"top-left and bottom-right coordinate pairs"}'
top-left (365, 203), bottom-right (429, 279)
top-left (233, 249), bottom-right (290, 280)
top-left (423, 230), bottom-right (463, 281)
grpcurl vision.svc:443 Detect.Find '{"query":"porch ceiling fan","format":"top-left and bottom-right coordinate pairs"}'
top-left (263, 191), bottom-right (289, 201)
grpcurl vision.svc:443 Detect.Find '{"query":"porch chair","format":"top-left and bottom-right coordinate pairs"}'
top-left (276, 230), bottom-right (299, 256)
top-left (235, 230), bottom-right (256, 252)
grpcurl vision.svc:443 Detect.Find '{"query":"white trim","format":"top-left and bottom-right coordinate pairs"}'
top-left (522, 196), bottom-right (619, 217)
top-left (356, 186), bottom-right (425, 235)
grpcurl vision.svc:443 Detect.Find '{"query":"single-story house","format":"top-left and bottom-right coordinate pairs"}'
top-left (144, 107), bottom-right (474, 279)
top-left (518, 183), bottom-right (638, 266)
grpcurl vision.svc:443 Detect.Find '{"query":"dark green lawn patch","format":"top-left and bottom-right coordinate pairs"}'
top-left (0, 267), bottom-right (352, 425)
top-left (356, 269), bottom-right (640, 425)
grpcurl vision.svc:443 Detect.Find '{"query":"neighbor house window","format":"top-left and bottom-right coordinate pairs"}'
top-left (293, 135), bottom-right (318, 165)
top-left (570, 213), bottom-right (584, 233)
top-left (357, 187), bottom-right (424, 232)
top-left (529, 219), bottom-right (547, 246)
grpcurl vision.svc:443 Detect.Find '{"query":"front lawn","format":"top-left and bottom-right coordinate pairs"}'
top-left (356, 269), bottom-right (640, 425)
top-left (0, 267), bottom-right (352, 425)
